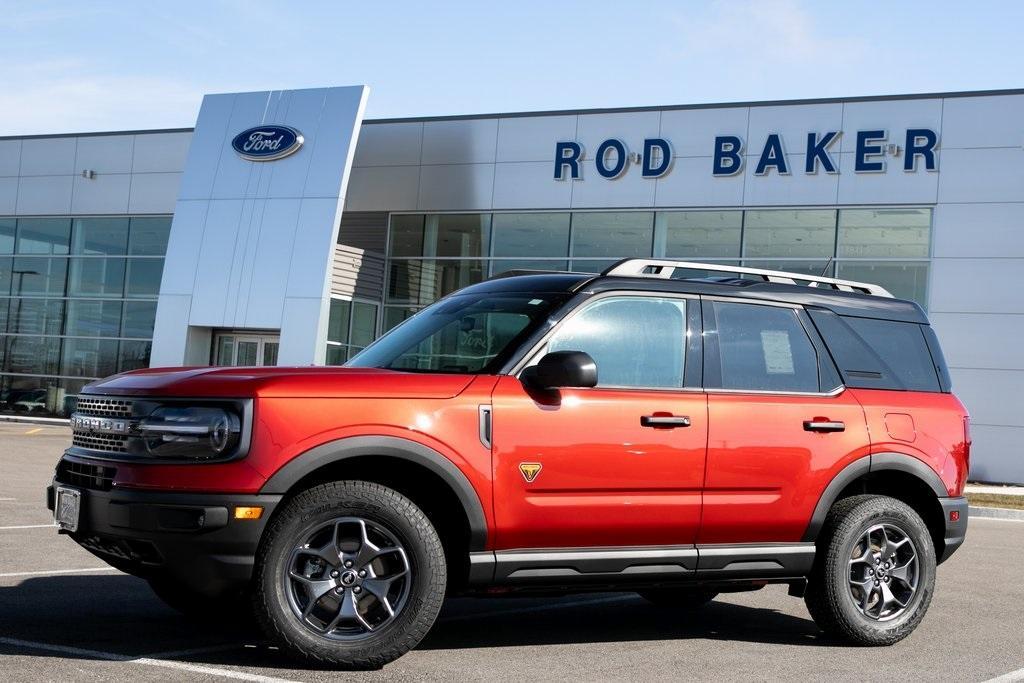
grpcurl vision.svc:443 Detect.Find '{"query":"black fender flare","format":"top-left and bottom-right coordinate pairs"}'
top-left (801, 452), bottom-right (947, 542)
top-left (260, 435), bottom-right (488, 551)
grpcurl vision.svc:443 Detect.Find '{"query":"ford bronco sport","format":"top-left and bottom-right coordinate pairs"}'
top-left (48, 259), bottom-right (970, 668)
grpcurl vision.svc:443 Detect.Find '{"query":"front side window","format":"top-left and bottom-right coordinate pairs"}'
top-left (349, 293), bottom-right (565, 374)
top-left (711, 301), bottom-right (819, 393)
top-left (546, 296), bottom-right (688, 389)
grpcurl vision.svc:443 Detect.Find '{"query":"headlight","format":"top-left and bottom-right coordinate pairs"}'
top-left (137, 406), bottom-right (242, 460)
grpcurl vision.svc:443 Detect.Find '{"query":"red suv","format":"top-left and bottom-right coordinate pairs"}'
top-left (48, 259), bottom-right (969, 668)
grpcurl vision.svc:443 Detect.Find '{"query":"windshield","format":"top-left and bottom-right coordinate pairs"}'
top-left (347, 293), bottom-right (566, 374)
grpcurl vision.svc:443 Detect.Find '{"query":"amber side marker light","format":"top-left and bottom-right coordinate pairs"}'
top-left (234, 506), bottom-right (264, 520)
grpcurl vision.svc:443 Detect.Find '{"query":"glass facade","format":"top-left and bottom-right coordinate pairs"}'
top-left (380, 208), bottom-right (932, 333)
top-left (326, 298), bottom-right (380, 365)
top-left (0, 216), bottom-right (170, 417)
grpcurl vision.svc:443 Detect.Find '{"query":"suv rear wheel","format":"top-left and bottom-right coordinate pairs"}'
top-left (254, 481), bottom-right (446, 669)
top-left (805, 494), bottom-right (935, 645)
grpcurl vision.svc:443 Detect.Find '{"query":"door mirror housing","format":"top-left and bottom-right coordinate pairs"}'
top-left (521, 350), bottom-right (598, 390)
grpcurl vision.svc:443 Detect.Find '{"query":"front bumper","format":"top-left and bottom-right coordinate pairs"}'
top-left (47, 479), bottom-right (280, 597)
top-left (938, 496), bottom-right (969, 564)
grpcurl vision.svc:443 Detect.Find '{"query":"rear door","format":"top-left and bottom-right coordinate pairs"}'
top-left (699, 298), bottom-right (871, 544)
top-left (490, 293), bottom-right (707, 550)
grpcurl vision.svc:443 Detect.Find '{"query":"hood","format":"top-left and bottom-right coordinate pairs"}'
top-left (82, 366), bottom-right (476, 400)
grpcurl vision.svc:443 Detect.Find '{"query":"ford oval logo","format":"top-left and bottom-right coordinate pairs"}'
top-left (231, 125), bottom-right (304, 161)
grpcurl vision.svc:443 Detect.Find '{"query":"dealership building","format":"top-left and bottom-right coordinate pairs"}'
top-left (0, 85), bottom-right (1021, 482)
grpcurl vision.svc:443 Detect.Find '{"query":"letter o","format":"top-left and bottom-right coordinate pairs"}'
top-left (595, 139), bottom-right (628, 179)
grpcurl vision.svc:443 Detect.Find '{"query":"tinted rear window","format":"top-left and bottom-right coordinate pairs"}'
top-left (843, 318), bottom-right (940, 392)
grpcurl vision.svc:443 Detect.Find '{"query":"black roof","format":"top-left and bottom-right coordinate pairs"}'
top-left (462, 271), bottom-right (928, 324)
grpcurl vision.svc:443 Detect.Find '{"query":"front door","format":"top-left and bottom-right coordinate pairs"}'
top-left (491, 294), bottom-right (707, 550)
top-left (213, 333), bottom-right (281, 367)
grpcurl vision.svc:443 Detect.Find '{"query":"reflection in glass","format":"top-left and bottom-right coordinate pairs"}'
top-left (4, 336), bottom-right (61, 375)
top-left (388, 215), bottom-right (425, 257)
top-left (387, 260), bottom-right (485, 306)
top-left (12, 257), bottom-right (67, 296)
top-left (72, 217), bottom-right (129, 255)
top-left (328, 300), bottom-right (351, 343)
top-left (262, 342), bottom-right (279, 366)
top-left (743, 259), bottom-right (835, 278)
top-left (326, 345), bottom-right (346, 365)
top-left (128, 217), bottom-right (172, 256)
top-left (0, 219), bottom-right (15, 254)
top-left (68, 258), bottom-right (126, 297)
top-left (429, 214), bottom-right (491, 258)
top-left (66, 300), bottom-right (122, 337)
top-left (490, 259), bottom-right (569, 276)
top-left (118, 341), bottom-right (152, 373)
top-left (121, 301), bottom-right (157, 338)
top-left (837, 261), bottom-right (929, 307)
top-left (492, 213), bottom-right (570, 258)
top-left (9, 299), bottom-right (64, 336)
top-left (571, 212), bottom-right (654, 259)
top-left (350, 302), bottom-right (377, 348)
top-left (16, 218), bottom-right (70, 255)
top-left (838, 209), bottom-right (931, 258)
top-left (61, 338), bottom-right (119, 378)
top-left (743, 210), bottom-right (837, 259)
top-left (125, 259), bottom-right (164, 297)
top-left (660, 211), bottom-right (743, 258)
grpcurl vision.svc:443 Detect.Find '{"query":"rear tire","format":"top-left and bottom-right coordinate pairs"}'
top-left (805, 494), bottom-right (935, 646)
top-left (638, 588), bottom-right (718, 609)
top-left (254, 480), bottom-right (446, 669)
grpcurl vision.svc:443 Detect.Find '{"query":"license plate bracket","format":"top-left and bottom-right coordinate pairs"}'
top-left (54, 486), bottom-right (81, 532)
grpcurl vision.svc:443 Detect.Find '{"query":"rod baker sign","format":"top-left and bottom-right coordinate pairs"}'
top-left (553, 129), bottom-right (938, 180)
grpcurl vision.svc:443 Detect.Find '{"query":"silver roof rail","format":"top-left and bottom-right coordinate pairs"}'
top-left (601, 259), bottom-right (894, 298)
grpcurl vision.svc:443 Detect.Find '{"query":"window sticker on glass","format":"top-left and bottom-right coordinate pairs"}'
top-left (528, 299), bottom-right (544, 305)
top-left (761, 330), bottom-right (795, 375)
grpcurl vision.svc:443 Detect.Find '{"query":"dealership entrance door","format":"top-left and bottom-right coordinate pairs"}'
top-left (212, 332), bottom-right (280, 367)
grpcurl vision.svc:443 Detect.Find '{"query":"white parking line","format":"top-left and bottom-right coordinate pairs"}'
top-left (0, 524), bottom-right (55, 530)
top-left (440, 594), bottom-right (638, 623)
top-left (0, 497), bottom-right (17, 501)
top-left (0, 637), bottom-right (299, 683)
top-left (0, 567), bottom-right (119, 578)
top-left (984, 667), bottom-right (1024, 682)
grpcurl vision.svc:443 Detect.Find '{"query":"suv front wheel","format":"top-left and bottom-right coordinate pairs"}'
top-left (805, 494), bottom-right (936, 645)
top-left (254, 480), bottom-right (447, 669)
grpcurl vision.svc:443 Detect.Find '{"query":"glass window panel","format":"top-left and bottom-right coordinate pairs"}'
top-left (710, 301), bottom-right (820, 393)
top-left (387, 259), bottom-right (485, 306)
top-left (61, 338), bottom-right (119, 378)
top-left (491, 213), bottom-right (570, 258)
top-left (844, 318), bottom-right (939, 392)
top-left (350, 302), bottom-right (377, 348)
top-left (66, 300), bottom-right (122, 337)
top-left (661, 211), bottom-right (743, 258)
top-left (383, 306), bottom-right (418, 333)
top-left (742, 259), bottom-right (835, 278)
top-left (571, 212), bottom-right (654, 259)
top-left (71, 217), bottom-right (129, 255)
top-left (0, 299), bottom-right (8, 333)
top-left (0, 218), bottom-right (15, 254)
top-left (128, 217), bottom-right (172, 256)
top-left (125, 259), bottom-right (164, 298)
top-left (569, 259), bottom-right (621, 274)
top-left (490, 259), bottom-right (569, 276)
top-left (0, 257), bottom-right (11, 295)
top-left (3, 336), bottom-right (61, 375)
top-left (121, 301), bottom-right (157, 338)
top-left (428, 214), bottom-right (491, 258)
top-left (8, 299), bottom-right (64, 336)
top-left (68, 258), bottom-right (125, 297)
top-left (118, 340), bottom-right (151, 373)
top-left (16, 218), bottom-right (70, 255)
top-left (836, 261), bottom-right (930, 308)
top-left (743, 210), bottom-right (836, 259)
top-left (215, 336), bottom-right (234, 366)
top-left (326, 345), bottom-right (347, 366)
top-left (388, 215), bottom-right (425, 257)
top-left (838, 209), bottom-right (931, 258)
top-left (547, 296), bottom-right (687, 388)
top-left (12, 257), bottom-right (67, 297)
top-left (328, 299), bottom-right (351, 344)
top-left (236, 341), bottom-right (258, 366)
top-left (0, 373), bottom-right (63, 415)
top-left (262, 342), bottom-right (279, 366)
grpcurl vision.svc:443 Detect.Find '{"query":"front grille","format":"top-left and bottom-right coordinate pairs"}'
top-left (71, 432), bottom-right (129, 454)
top-left (57, 459), bottom-right (117, 491)
top-left (75, 397), bottom-right (134, 419)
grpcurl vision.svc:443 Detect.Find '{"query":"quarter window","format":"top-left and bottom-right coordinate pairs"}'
top-left (546, 296), bottom-right (688, 389)
top-left (711, 301), bottom-right (819, 393)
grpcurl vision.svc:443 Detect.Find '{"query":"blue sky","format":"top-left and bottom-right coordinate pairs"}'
top-left (2, 0), bottom-right (1022, 135)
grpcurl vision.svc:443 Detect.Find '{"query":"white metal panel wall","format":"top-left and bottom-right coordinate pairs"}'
top-left (150, 86), bottom-right (369, 367)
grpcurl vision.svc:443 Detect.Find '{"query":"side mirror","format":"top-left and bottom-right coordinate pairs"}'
top-left (521, 350), bottom-right (598, 390)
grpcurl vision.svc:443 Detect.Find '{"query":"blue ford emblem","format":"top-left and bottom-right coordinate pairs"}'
top-left (231, 125), bottom-right (304, 161)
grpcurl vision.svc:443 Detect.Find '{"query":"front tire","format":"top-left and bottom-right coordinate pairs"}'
top-left (254, 481), bottom-right (446, 669)
top-left (805, 494), bottom-right (936, 646)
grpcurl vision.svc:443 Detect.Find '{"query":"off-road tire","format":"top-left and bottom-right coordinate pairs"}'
top-left (254, 480), bottom-right (446, 669)
top-left (805, 494), bottom-right (936, 646)
top-left (637, 588), bottom-right (718, 608)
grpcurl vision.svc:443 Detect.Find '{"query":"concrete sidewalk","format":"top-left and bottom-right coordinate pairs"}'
top-left (966, 483), bottom-right (1024, 496)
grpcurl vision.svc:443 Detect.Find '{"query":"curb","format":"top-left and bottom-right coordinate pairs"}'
top-left (969, 506), bottom-right (1024, 521)
top-left (0, 415), bottom-right (69, 427)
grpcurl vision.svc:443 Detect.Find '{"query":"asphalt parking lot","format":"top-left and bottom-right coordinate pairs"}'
top-left (1, 422), bottom-right (1022, 682)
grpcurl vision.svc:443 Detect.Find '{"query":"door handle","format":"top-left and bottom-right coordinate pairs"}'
top-left (803, 420), bottom-right (845, 433)
top-left (641, 415), bottom-right (691, 428)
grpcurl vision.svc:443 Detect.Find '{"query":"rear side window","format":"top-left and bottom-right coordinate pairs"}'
top-left (710, 301), bottom-right (820, 393)
top-left (843, 318), bottom-right (940, 392)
